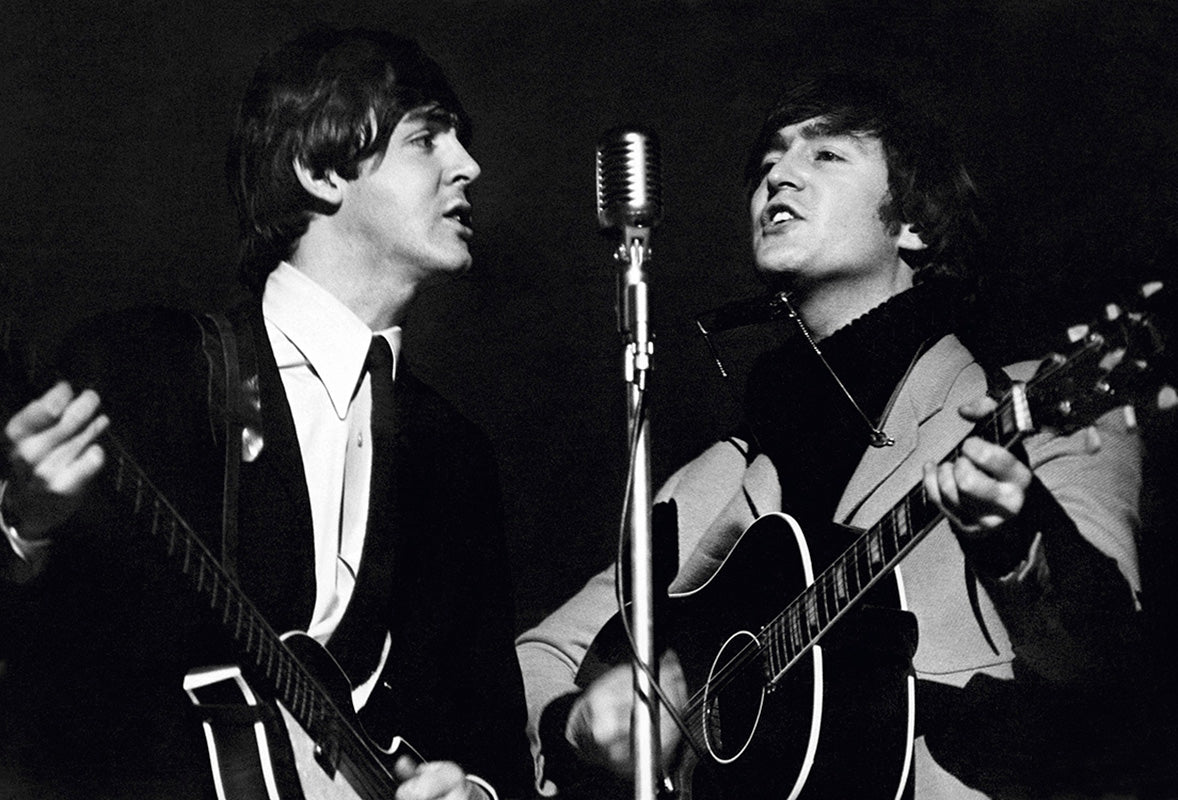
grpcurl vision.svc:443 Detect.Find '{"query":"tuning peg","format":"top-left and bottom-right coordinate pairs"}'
top-left (1123, 405), bottom-right (1138, 431)
top-left (1105, 303), bottom-right (1123, 321)
top-left (1067, 324), bottom-right (1090, 343)
top-left (1141, 281), bottom-right (1164, 299)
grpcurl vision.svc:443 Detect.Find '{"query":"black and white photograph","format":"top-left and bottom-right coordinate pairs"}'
top-left (1, 2), bottom-right (1175, 798)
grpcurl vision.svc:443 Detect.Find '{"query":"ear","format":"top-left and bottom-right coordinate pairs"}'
top-left (896, 222), bottom-right (927, 252)
top-left (292, 158), bottom-right (345, 206)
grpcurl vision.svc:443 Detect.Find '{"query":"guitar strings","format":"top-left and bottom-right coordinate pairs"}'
top-left (0, 312), bottom-right (403, 795)
top-left (674, 384), bottom-right (1027, 744)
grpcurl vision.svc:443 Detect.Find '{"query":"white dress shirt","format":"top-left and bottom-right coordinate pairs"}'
top-left (262, 262), bottom-right (401, 645)
top-left (3, 261), bottom-right (400, 692)
top-left (6, 264), bottom-right (498, 797)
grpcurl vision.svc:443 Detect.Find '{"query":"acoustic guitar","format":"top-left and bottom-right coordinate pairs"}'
top-left (575, 282), bottom-right (1170, 800)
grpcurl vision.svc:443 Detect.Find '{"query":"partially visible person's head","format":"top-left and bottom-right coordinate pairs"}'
top-left (746, 70), bottom-right (982, 280)
top-left (228, 27), bottom-right (471, 292)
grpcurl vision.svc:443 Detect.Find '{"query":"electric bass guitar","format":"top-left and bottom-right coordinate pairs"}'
top-left (0, 300), bottom-right (420, 800)
top-left (575, 282), bottom-right (1171, 800)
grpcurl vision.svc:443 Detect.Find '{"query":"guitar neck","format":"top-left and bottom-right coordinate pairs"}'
top-left (1, 311), bottom-right (316, 732)
top-left (0, 314), bottom-right (398, 797)
top-left (758, 377), bottom-right (1039, 688)
top-left (104, 444), bottom-right (335, 728)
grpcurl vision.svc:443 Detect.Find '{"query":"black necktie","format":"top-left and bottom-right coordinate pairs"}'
top-left (327, 335), bottom-right (397, 683)
top-left (366, 335), bottom-right (396, 445)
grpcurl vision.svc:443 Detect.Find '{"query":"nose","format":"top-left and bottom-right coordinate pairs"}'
top-left (449, 136), bottom-right (481, 185)
top-left (765, 153), bottom-right (804, 194)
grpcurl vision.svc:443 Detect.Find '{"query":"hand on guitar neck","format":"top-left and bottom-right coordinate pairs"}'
top-left (2, 380), bottom-right (109, 546)
top-left (922, 394), bottom-right (1036, 541)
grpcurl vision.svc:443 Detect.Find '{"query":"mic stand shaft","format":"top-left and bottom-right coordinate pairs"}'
top-left (617, 230), bottom-right (660, 800)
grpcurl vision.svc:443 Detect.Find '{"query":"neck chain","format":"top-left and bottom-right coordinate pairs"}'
top-left (780, 292), bottom-right (901, 448)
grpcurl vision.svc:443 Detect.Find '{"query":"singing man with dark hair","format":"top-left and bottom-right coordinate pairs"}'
top-left (517, 71), bottom-right (1144, 799)
top-left (1, 27), bottom-right (532, 800)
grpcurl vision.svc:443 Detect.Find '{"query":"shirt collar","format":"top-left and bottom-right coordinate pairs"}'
top-left (263, 261), bottom-right (402, 418)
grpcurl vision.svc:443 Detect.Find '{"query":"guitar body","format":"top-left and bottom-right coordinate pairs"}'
top-left (185, 633), bottom-right (421, 800)
top-left (576, 513), bottom-right (915, 800)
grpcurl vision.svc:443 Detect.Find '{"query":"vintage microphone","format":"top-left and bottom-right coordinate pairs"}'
top-left (597, 127), bottom-right (663, 368)
top-left (596, 126), bottom-right (664, 800)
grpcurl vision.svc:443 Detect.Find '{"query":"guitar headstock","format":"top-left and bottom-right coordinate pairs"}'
top-left (1027, 281), bottom-right (1173, 435)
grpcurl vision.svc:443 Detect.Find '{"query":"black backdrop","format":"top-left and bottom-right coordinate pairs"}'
top-left (2, 0), bottom-right (1176, 631)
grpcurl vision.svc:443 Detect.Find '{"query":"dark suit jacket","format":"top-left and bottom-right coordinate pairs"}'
top-left (0, 303), bottom-right (532, 799)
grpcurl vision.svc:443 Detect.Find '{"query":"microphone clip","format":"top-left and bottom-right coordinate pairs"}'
top-left (616, 228), bottom-right (653, 386)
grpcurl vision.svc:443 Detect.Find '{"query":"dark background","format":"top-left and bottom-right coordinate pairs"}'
top-left (2, 0), bottom-right (1175, 632)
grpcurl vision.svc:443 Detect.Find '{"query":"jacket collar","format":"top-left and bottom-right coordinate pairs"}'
top-left (835, 333), bottom-right (976, 523)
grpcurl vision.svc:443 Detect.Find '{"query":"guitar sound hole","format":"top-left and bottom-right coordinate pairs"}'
top-left (703, 630), bottom-right (765, 764)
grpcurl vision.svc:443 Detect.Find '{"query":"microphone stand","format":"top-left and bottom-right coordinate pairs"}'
top-left (615, 225), bottom-right (661, 800)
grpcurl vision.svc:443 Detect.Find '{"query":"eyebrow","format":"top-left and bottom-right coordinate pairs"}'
top-left (402, 104), bottom-right (459, 128)
top-left (765, 122), bottom-right (871, 152)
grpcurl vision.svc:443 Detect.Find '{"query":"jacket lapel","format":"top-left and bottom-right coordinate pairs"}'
top-left (835, 334), bottom-right (975, 525)
top-left (234, 302), bottom-right (318, 633)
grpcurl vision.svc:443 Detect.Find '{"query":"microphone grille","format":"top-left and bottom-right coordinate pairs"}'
top-left (595, 127), bottom-right (663, 230)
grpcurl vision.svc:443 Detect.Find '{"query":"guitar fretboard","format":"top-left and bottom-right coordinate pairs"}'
top-left (113, 432), bottom-right (397, 796)
top-left (756, 381), bottom-right (1034, 689)
top-left (0, 308), bottom-right (400, 800)
top-left (751, 325), bottom-right (1146, 692)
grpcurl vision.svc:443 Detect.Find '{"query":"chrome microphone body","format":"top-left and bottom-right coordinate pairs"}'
top-left (596, 127), bottom-right (663, 379)
top-left (596, 127), bottom-right (664, 233)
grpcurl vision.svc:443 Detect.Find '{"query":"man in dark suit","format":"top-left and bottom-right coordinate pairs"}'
top-left (0, 27), bottom-right (531, 800)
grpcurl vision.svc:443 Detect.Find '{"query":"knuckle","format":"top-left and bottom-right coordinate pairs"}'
top-left (10, 438), bottom-right (34, 466)
top-left (952, 461), bottom-right (975, 489)
top-left (938, 462), bottom-right (956, 485)
top-left (45, 472), bottom-right (75, 497)
top-left (998, 486), bottom-right (1023, 511)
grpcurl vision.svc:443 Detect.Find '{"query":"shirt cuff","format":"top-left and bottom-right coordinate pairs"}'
top-left (958, 477), bottom-right (1057, 578)
top-left (0, 481), bottom-right (52, 565)
top-left (536, 690), bottom-right (589, 789)
top-left (465, 773), bottom-right (498, 800)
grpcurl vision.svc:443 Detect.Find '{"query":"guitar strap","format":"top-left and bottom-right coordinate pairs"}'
top-left (196, 308), bottom-right (264, 582)
top-left (192, 310), bottom-right (304, 799)
top-left (724, 436), bottom-right (764, 520)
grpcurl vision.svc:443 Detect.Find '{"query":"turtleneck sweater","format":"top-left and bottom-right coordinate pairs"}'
top-left (740, 279), bottom-right (961, 535)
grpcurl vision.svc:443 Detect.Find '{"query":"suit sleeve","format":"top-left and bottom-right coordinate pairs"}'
top-left (959, 408), bottom-right (1143, 689)
top-left (515, 438), bottom-right (772, 794)
top-left (398, 402), bottom-right (535, 798)
top-left (455, 456), bottom-right (536, 798)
